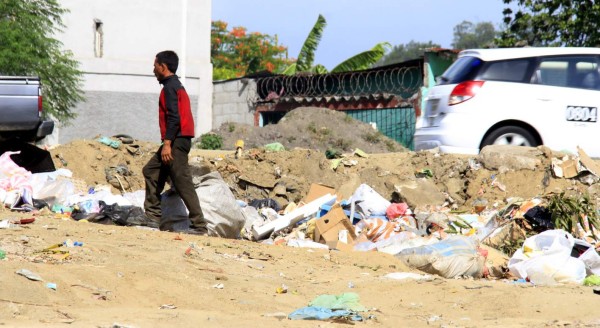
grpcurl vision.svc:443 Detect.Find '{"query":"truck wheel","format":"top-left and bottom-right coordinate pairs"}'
top-left (481, 126), bottom-right (538, 148)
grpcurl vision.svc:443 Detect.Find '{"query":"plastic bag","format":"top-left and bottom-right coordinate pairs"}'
top-left (386, 203), bottom-right (408, 220)
top-left (508, 229), bottom-right (586, 285)
top-left (523, 206), bottom-right (554, 232)
top-left (396, 235), bottom-right (485, 278)
top-left (349, 184), bottom-right (390, 217)
top-left (249, 198), bottom-right (281, 212)
top-left (93, 201), bottom-right (157, 227)
top-left (160, 171), bottom-right (246, 238)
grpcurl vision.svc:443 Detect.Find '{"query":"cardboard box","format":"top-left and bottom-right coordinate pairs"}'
top-left (578, 147), bottom-right (600, 177)
top-left (314, 205), bottom-right (357, 251)
top-left (326, 240), bottom-right (355, 252)
top-left (304, 183), bottom-right (338, 203)
top-left (558, 159), bottom-right (579, 178)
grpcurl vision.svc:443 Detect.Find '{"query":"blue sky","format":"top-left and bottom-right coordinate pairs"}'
top-left (212, 0), bottom-right (510, 70)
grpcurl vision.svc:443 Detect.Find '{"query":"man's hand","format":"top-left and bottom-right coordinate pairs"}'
top-left (161, 140), bottom-right (174, 163)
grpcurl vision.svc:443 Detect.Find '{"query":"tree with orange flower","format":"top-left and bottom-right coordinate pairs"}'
top-left (211, 20), bottom-right (294, 80)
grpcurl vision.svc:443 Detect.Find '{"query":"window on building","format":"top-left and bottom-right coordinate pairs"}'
top-left (94, 19), bottom-right (103, 58)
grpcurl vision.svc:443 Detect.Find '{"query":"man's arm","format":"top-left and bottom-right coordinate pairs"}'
top-left (164, 81), bottom-right (181, 141)
top-left (162, 81), bottom-right (181, 163)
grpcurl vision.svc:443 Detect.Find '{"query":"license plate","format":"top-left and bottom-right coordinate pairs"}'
top-left (426, 99), bottom-right (440, 116)
top-left (565, 106), bottom-right (597, 122)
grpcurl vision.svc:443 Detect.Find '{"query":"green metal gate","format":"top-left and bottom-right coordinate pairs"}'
top-left (346, 107), bottom-right (416, 150)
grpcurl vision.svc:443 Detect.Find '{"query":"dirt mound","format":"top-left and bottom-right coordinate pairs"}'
top-left (47, 139), bottom-right (159, 194)
top-left (213, 107), bottom-right (407, 153)
top-left (47, 138), bottom-right (600, 215)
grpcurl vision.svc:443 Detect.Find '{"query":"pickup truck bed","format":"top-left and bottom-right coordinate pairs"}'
top-left (0, 76), bottom-right (54, 142)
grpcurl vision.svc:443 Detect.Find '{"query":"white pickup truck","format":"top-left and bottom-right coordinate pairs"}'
top-left (0, 76), bottom-right (54, 142)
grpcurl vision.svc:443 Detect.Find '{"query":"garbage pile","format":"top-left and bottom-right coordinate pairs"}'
top-left (2, 140), bottom-right (600, 288)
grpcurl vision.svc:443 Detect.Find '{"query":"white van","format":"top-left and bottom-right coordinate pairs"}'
top-left (414, 47), bottom-right (600, 157)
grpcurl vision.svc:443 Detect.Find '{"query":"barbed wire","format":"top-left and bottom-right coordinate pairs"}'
top-left (247, 64), bottom-right (423, 107)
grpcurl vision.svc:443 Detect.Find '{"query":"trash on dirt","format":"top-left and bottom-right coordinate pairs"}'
top-left (468, 158), bottom-right (482, 170)
top-left (396, 235), bottom-right (486, 279)
top-left (313, 205), bottom-right (356, 251)
top-left (415, 168), bottom-right (433, 178)
top-left (288, 307), bottom-right (363, 322)
top-left (264, 142), bottom-right (285, 152)
top-left (286, 238), bottom-right (329, 249)
top-left (0, 151), bottom-right (34, 209)
top-left (523, 206), bottom-right (554, 232)
top-left (248, 198), bottom-right (281, 212)
top-left (159, 304), bottom-right (177, 309)
top-left (0, 219), bottom-right (19, 229)
top-left (508, 230), bottom-right (587, 285)
top-left (212, 283), bottom-right (224, 289)
top-left (289, 292), bottom-right (368, 321)
top-left (584, 275), bottom-right (600, 286)
top-left (46, 282), bottom-right (57, 290)
top-left (96, 136), bottom-right (121, 149)
top-left (252, 192), bottom-right (336, 240)
top-left (490, 174), bottom-right (507, 192)
top-left (161, 171), bottom-right (245, 238)
top-left (348, 184), bottom-right (390, 219)
top-left (64, 239), bottom-right (84, 247)
top-left (275, 284), bottom-right (288, 294)
top-left (16, 268), bottom-right (43, 281)
top-left (353, 148), bottom-right (369, 158)
top-left (551, 147), bottom-right (600, 181)
top-left (309, 292), bottom-right (367, 312)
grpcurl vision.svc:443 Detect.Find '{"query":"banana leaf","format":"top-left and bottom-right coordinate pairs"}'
top-left (296, 14), bottom-right (326, 72)
top-left (331, 42), bottom-right (391, 73)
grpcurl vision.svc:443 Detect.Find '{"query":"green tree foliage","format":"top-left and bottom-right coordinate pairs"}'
top-left (283, 15), bottom-right (390, 75)
top-left (498, 0), bottom-right (600, 47)
top-left (451, 21), bottom-right (497, 50)
top-left (211, 20), bottom-right (293, 80)
top-left (374, 40), bottom-right (441, 67)
top-left (0, 0), bottom-right (84, 123)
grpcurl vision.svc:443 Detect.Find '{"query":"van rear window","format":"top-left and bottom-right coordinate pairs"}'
top-left (480, 59), bottom-right (531, 82)
top-left (438, 57), bottom-right (483, 85)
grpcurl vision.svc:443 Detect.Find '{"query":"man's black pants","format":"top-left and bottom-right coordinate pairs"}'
top-left (142, 137), bottom-right (206, 231)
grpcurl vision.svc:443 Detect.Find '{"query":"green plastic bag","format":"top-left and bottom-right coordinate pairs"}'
top-left (97, 136), bottom-right (121, 149)
top-left (308, 292), bottom-right (367, 312)
top-left (584, 275), bottom-right (600, 286)
top-left (264, 142), bottom-right (285, 152)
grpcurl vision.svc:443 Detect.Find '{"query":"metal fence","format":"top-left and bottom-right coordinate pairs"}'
top-left (346, 107), bottom-right (416, 150)
top-left (249, 61), bottom-right (423, 149)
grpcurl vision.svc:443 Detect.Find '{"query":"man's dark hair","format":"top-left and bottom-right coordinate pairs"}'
top-left (156, 50), bottom-right (179, 74)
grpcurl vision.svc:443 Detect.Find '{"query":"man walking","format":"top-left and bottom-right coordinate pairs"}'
top-left (143, 50), bottom-right (207, 235)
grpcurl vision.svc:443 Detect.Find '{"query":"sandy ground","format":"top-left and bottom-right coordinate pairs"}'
top-left (2, 108), bottom-right (600, 327)
top-left (2, 210), bottom-right (600, 328)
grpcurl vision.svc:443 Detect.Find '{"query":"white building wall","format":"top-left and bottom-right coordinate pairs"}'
top-left (54, 0), bottom-right (212, 143)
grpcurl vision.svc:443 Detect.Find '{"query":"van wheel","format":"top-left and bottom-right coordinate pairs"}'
top-left (481, 126), bottom-right (538, 148)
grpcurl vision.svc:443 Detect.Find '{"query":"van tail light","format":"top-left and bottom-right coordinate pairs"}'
top-left (38, 87), bottom-right (43, 115)
top-left (448, 80), bottom-right (484, 105)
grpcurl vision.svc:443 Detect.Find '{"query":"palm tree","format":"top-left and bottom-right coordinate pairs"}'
top-left (282, 14), bottom-right (390, 75)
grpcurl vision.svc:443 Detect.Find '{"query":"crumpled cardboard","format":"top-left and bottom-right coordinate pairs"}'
top-left (314, 205), bottom-right (357, 251)
top-left (551, 147), bottom-right (599, 179)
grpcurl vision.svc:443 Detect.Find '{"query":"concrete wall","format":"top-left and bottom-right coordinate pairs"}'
top-left (53, 0), bottom-right (212, 144)
top-left (212, 79), bottom-right (256, 129)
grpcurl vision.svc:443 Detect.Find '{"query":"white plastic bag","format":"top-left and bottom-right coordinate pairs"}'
top-left (396, 235), bottom-right (485, 278)
top-left (349, 184), bottom-right (390, 217)
top-left (161, 171), bottom-right (245, 239)
top-left (508, 229), bottom-right (586, 285)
